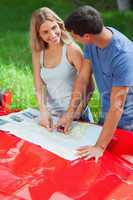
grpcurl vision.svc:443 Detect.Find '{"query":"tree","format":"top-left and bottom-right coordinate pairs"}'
top-left (117, 0), bottom-right (131, 11)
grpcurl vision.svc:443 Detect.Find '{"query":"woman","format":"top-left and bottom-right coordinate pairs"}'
top-left (30, 7), bottom-right (94, 131)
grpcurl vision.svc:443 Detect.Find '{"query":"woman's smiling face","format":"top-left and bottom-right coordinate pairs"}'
top-left (39, 20), bottom-right (61, 45)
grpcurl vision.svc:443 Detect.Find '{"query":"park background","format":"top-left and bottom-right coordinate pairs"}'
top-left (0, 0), bottom-right (133, 121)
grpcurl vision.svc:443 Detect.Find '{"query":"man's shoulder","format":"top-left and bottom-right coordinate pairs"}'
top-left (110, 27), bottom-right (133, 47)
top-left (105, 27), bottom-right (133, 57)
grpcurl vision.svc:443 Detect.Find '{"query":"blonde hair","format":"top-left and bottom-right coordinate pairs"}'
top-left (30, 7), bottom-right (71, 52)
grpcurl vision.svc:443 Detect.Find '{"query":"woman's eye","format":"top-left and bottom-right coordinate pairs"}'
top-left (52, 25), bottom-right (57, 30)
top-left (43, 31), bottom-right (48, 34)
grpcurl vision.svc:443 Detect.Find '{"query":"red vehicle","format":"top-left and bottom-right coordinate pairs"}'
top-left (0, 90), bottom-right (12, 115)
top-left (0, 91), bottom-right (133, 200)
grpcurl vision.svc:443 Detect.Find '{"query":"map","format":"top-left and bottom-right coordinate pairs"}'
top-left (0, 108), bottom-right (102, 160)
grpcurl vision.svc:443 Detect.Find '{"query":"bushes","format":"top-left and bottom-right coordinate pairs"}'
top-left (1, 0), bottom-right (133, 120)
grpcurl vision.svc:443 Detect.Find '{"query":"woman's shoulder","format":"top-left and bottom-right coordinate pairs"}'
top-left (65, 42), bottom-right (83, 71)
top-left (67, 42), bottom-right (82, 52)
top-left (66, 42), bottom-right (83, 59)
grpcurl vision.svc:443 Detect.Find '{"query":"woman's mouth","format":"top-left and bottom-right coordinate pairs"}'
top-left (51, 37), bottom-right (59, 43)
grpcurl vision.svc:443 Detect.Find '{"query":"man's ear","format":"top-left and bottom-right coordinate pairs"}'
top-left (83, 33), bottom-right (92, 42)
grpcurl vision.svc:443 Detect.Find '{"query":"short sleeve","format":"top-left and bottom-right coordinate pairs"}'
top-left (83, 45), bottom-right (91, 59)
top-left (112, 53), bottom-right (133, 87)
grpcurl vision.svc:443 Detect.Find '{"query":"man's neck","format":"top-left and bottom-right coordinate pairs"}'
top-left (92, 27), bottom-right (113, 49)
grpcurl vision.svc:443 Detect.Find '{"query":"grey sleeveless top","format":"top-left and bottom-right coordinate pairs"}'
top-left (40, 44), bottom-right (78, 116)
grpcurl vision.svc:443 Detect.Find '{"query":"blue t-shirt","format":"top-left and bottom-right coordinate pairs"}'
top-left (84, 27), bottom-right (133, 131)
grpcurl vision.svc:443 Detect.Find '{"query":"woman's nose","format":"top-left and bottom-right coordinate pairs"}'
top-left (49, 30), bottom-right (56, 38)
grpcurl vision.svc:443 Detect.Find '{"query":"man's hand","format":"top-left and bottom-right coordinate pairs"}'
top-left (56, 111), bottom-right (73, 133)
top-left (76, 145), bottom-right (104, 163)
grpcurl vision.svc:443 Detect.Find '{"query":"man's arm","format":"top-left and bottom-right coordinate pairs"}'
top-left (56, 59), bottom-right (92, 132)
top-left (77, 86), bottom-right (129, 161)
top-left (96, 86), bottom-right (129, 149)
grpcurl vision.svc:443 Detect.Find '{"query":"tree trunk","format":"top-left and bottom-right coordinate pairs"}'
top-left (117, 0), bottom-right (130, 11)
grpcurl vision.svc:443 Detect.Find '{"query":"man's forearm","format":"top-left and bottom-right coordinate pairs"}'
top-left (96, 106), bottom-right (123, 150)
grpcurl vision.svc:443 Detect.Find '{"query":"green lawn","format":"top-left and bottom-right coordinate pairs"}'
top-left (1, 0), bottom-right (133, 121)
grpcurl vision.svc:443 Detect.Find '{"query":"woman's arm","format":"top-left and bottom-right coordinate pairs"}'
top-left (32, 50), bottom-right (53, 130)
top-left (74, 76), bottom-right (95, 120)
top-left (67, 43), bottom-right (83, 72)
top-left (56, 57), bottom-right (92, 132)
top-left (32, 50), bottom-right (46, 112)
top-left (67, 44), bottom-right (94, 118)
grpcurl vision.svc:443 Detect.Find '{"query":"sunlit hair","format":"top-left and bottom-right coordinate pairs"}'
top-left (30, 7), bottom-right (71, 51)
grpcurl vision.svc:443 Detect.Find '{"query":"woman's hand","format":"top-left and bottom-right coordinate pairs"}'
top-left (39, 110), bottom-right (53, 131)
top-left (55, 111), bottom-right (74, 133)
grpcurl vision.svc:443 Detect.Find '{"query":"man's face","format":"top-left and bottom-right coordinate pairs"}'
top-left (70, 31), bottom-right (92, 44)
top-left (70, 31), bottom-right (85, 44)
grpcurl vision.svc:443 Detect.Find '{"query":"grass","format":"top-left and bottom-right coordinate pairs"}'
top-left (1, 0), bottom-right (133, 122)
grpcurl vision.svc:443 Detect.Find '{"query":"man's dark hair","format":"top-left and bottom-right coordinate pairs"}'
top-left (65, 5), bottom-right (103, 36)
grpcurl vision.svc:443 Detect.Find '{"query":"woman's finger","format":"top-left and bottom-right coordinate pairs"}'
top-left (47, 118), bottom-right (53, 131)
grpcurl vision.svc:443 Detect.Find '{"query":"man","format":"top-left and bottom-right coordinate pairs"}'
top-left (56, 5), bottom-right (133, 161)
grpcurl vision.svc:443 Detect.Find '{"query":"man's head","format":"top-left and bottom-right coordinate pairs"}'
top-left (65, 5), bottom-right (103, 44)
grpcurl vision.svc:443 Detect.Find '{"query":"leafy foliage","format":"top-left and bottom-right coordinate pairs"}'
top-left (0, 0), bottom-right (133, 121)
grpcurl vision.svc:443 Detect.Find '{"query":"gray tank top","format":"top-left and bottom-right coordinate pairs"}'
top-left (40, 44), bottom-right (77, 116)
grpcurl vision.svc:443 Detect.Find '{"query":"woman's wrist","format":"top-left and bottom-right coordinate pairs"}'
top-left (39, 104), bottom-right (47, 112)
top-left (67, 107), bottom-right (75, 119)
